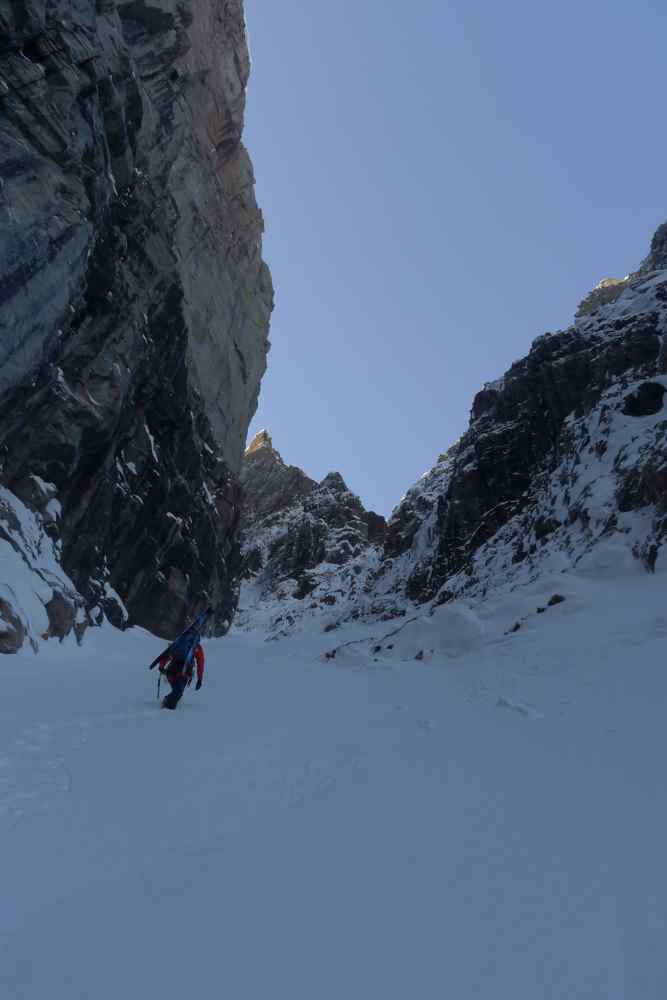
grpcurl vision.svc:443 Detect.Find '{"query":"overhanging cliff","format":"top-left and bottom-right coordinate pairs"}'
top-left (0, 0), bottom-right (273, 646)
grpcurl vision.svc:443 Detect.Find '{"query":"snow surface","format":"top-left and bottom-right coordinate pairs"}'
top-left (1, 564), bottom-right (666, 999)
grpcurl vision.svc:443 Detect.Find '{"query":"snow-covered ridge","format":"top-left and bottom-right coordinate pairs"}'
top-left (240, 225), bottom-right (667, 640)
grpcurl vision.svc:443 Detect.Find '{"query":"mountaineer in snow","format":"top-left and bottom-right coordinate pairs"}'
top-left (157, 640), bottom-right (205, 710)
top-left (148, 607), bottom-right (212, 710)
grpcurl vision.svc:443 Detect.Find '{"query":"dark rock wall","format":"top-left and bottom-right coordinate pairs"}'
top-left (239, 434), bottom-right (386, 618)
top-left (387, 241), bottom-right (667, 606)
top-left (0, 0), bottom-right (273, 640)
top-left (240, 223), bottom-right (667, 637)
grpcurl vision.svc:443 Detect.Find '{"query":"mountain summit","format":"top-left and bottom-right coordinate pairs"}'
top-left (241, 432), bottom-right (317, 524)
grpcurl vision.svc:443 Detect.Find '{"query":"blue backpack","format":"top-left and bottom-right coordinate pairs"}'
top-left (167, 608), bottom-right (212, 668)
top-left (148, 607), bottom-right (213, 673)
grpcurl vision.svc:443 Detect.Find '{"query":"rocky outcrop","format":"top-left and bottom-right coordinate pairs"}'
top-left (0, 0), bottom-right (272, 644)
top-left (237, 435), bottom-right (386, 635)
top-left (239, 222), bottom-right (667, 637)
top-left (388, 248), bottom-right (667, 607)
top-left (241, 431), bottom-right (317, 523)
top-left (576, 277), bottom-right (626, 318)
top-left (640, 221), bottom-right (667, 273)
top-left (0, 485), bottom-right (84, 650)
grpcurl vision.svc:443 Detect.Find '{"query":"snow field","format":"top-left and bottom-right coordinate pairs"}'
top-left (1, 563), bottom-right (666, 998)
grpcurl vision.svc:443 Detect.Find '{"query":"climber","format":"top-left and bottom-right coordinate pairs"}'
top-left (158, 641), bottom-right (205, 710)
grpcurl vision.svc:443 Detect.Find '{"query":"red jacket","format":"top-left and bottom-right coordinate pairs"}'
top-left (159, 644), bottom-right (205, 686)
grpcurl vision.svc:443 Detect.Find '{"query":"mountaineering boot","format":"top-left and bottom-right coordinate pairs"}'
top-left (161, 674), bottom-right (187, 710)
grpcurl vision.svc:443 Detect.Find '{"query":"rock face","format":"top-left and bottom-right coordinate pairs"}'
top-left (241, 431), bottom-right (317, 523)
top-left (240, 223), bottom-right (667, 637)
top-left (387, 241), bottom-right (667, 608)
top-left (0, 0), bottom-right (272, 643)
top-left (238, 434), bottom-right (386, 635)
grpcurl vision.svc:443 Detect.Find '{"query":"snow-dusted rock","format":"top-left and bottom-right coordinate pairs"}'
top-left (391, 246), bottom-right (667, 607)
top-left (0, 487), bottom-right (84, 650)
top-left (238, 434), bottom-right (386, 637)
top-left (240, 222), bottom-right (667, 639)
top-left (0, 0), bottom-right (272, 644)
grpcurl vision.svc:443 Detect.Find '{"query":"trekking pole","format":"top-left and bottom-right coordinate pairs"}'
top-left (157, 671), bottom-right (161, 702)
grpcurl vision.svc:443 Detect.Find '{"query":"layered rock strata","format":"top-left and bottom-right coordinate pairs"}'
top-left (0, 0), bottom-right (272, 643)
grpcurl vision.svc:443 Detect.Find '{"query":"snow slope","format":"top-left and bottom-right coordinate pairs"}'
top-left (1, 560), bottom-right (666, 999)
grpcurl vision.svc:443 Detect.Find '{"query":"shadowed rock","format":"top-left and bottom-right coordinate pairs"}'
top-left (622, 382), bottom-right (666, 417)
top-left (0, 0), bottom-right (273, 644)
top-left (239, 432), bottom-right (386, 603)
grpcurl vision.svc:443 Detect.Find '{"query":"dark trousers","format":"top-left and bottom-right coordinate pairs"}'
top-left (162, 673), bottom-right (187, 710)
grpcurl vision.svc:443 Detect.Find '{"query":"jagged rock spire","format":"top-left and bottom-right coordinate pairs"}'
top-left (241, 430), bottom-right (316, 522)
top-left (318, 471), bottom-right (350, 493)
top-left (239, 434), bottom-right (387, 613)
top-left (246, 429), bottom-right (275, 455)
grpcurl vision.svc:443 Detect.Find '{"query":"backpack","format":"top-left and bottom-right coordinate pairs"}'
top-left (150, 607), bottom-right (212, 674)
top-left (168, 610), bottom-right (210, 672)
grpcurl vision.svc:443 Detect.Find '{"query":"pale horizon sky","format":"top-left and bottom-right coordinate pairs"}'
top-left (244, 0), bottom-right (667, 516)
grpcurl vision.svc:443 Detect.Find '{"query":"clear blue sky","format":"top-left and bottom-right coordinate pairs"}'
top-left (244, 0), bottom-right (667, 515)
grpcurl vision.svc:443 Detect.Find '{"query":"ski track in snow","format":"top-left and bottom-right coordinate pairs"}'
top-left (1, 568), bottom-right (666, 999)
